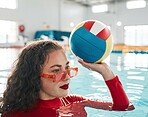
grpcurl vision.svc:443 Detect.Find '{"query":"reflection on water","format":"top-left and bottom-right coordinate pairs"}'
top-left (0, 48), bottom-right (21, 97)
top-left (127, 76), bottom-right (145, 80)
top-left (124, 53), bottom-right (148, 68)
top-left (0, 48), bottom-right (21, 70)
top-left (0, 49), bottom-right (148, 116)
top-left (111, 53), bottom-right (148, 116)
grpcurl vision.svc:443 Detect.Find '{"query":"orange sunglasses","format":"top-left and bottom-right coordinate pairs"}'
top-left (40, 67), bottom-right (78, 82)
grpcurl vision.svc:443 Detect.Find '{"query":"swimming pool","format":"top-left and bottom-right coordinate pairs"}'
top-left (67, 51), bottom-right (148, 117)
top-left (0, 48), bottom-right (148, 117)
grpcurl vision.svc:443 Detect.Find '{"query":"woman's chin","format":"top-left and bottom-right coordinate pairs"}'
top-left (59, 90), bottom-right (69, 98)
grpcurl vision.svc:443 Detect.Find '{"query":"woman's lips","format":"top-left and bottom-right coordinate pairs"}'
top-left (60, 84), bottom-right (69, 90)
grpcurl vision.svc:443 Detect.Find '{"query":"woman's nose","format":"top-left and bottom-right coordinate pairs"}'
top-left (64, 73), bottom-right (70, 81)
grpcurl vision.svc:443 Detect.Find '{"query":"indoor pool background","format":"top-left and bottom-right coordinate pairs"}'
top-left (0, 48), bottom-right (148, 117)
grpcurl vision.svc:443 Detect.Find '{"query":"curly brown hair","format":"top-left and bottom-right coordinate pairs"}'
top-left (1, 40), bottom-right (63, 115)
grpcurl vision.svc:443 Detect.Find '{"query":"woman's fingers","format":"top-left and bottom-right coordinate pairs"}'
top-left (78, 59), bottom-right (90, 69)
top-left (78, 59), bottom-right (102, 71)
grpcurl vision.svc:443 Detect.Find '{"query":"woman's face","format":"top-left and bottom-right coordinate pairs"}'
top-left (39, 49), bottom-right (70, 100)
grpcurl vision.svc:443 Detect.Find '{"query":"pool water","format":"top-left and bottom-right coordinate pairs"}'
top-left (67, 51), bottom-right (148, 117)
top-left (0, 48), bottom-right (148, 117)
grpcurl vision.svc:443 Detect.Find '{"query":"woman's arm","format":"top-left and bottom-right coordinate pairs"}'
top-left (78, 59), bottom-right (135, 111)
top-left (105, 76), bottom-right (134, 110)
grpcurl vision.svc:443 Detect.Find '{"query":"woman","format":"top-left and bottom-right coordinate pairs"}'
top-left (1, 40), bottom-right (134, 117)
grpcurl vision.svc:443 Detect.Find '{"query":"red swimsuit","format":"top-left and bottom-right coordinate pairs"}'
top-left (3, 76), bottom-right (135, 117)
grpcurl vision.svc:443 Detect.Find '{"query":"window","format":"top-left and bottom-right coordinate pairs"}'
top-left (0, 0), bottom-right (17, 9)
top-left (124, 25), bottom-right (148, 46)
top-left (126, 0), bottom-right (146, 9)
top-left (0, 20), bottom-right (18, 43)
top-left (92, 4), bottom-right (108, 13)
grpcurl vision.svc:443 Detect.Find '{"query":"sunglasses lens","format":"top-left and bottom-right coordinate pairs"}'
top-left (55, 72), bottom-right (66, 82)
top-left (68, 68), bottom-right (78, 78)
